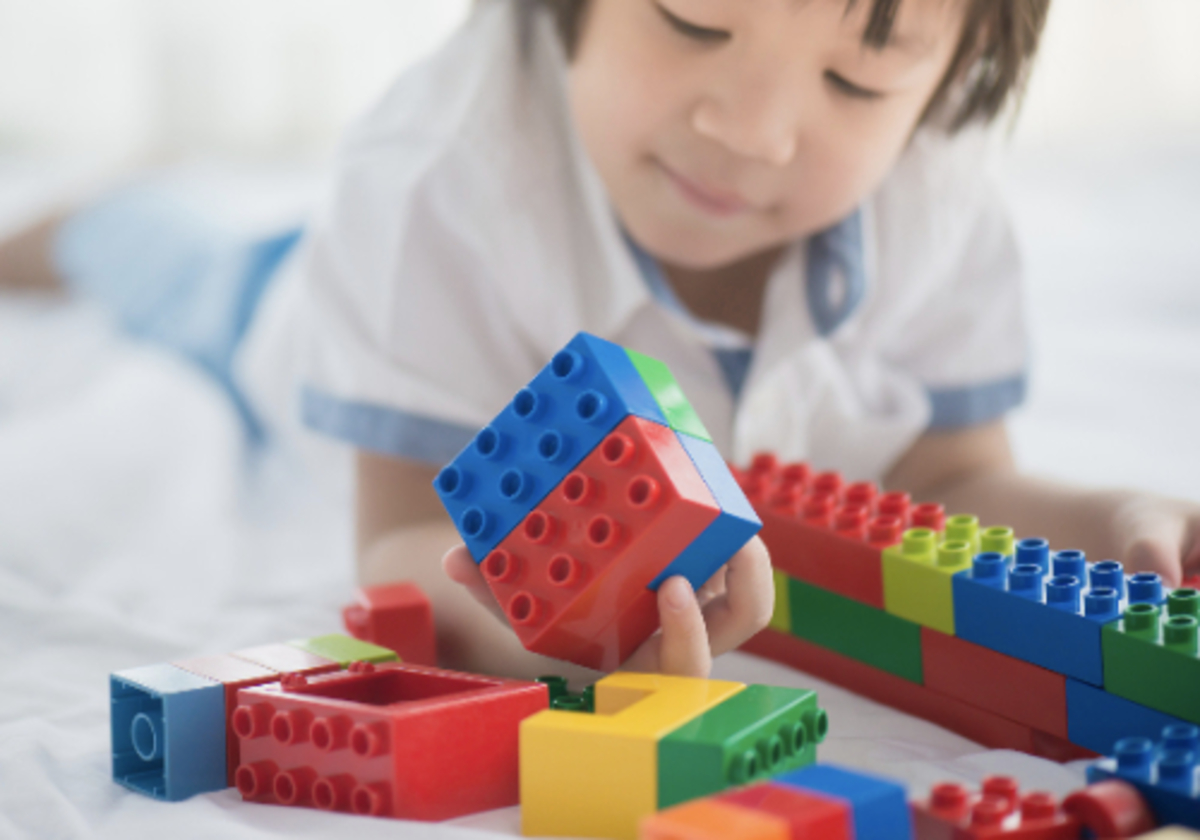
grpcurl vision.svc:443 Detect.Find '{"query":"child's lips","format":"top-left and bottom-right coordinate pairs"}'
top-left (656, 159), bottom-right (753, 217)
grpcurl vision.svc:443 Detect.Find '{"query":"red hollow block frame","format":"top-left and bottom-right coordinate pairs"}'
top-left (342, 582), bottom-right (437, 666)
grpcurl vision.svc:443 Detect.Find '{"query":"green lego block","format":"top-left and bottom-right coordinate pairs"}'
top-left (769, 569), bottom-right (791, 633)
top-left (789, 576), bottom-right (923, 683)
top-left (657, 684), bottom-right (827, 808)
top-left (882, 526), bottom-right (974, 635)
top-left (1101, 589), bottom-right (1200, 725)
top-left (287, 634), bottom-right (399, 667)
top-left (625, 348), bottom-right (712, 443)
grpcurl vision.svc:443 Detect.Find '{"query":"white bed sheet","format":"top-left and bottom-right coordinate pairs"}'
top-left (1, 144), bottom-right (1197, 839)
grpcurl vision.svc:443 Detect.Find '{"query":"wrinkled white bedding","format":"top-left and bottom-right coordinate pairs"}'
top-left (1, 145), bottom-right (1197, 839)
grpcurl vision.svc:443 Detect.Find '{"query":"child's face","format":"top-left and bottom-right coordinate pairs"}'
top-left (568, 0), bottom-right (965, 270)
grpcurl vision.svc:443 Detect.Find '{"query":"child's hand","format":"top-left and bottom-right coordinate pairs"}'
top-left (1111, 493), bottom-right (1200, 587)
top-left (441, 536), bottom-right (774, 678)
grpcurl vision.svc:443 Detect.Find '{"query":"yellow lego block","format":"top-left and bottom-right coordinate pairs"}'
top-left (520, 672), bottom-right (745, 840)
top-left (882, 526), bottom-right (973, 635)
top-left (768, 569), bottom-right (791, 633)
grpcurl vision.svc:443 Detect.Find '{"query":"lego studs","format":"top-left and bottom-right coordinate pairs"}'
top-left (233, 703), bottom-right (274, 739)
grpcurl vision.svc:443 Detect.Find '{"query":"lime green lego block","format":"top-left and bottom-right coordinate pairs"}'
top-left (788, 576), bottom-right (923, 683)
top-left (657, 684), bottom-right (828, 809)
top-left (769, 569), bottom-right (791, 633)
top-left (1101, 590), bottom-right (1200, 725)
top-left (882, 527), bottom-right (974, 635)
top-left (625, 348), bottom-right (712, 443)
top-left (288, 634), bottom-right (400, 667)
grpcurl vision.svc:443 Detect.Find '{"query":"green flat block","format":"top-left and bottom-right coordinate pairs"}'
top-left (1101, 590), bottom-right (1200, 725)
top-left (625, 348), bottom-right (712, 442)
top-left (769, 569), bottom-right (791, 633)
top-left (658, 684), bottom-right (828, 809)
top-left (789, 576), bottom-right (923, 684)
top-left (288, 634), bottom-right (400, 667)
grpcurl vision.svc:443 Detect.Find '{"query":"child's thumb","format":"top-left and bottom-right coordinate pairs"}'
top-left (655, 576), bottom-right (712, 679)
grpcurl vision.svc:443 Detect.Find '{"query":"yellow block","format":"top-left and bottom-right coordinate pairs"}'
top-left (520, 672), bottom-right (745, 840)
top-left (882, 527), bottom-right (971, 635)
top-left (768, 569), bottom-right (791, 633)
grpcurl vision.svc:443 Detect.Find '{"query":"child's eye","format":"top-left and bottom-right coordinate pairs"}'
top-left (825, 70), bottom-right (884, 101)
top-left (655, 2), bottom-right (731, 44)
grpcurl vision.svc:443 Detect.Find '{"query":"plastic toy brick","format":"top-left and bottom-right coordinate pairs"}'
top-left (788, 575), bottom-right (923, 683)
top-left (287, 634), bottom-right (400, 668)
top-left (1066, 678), bottom-right (1191, 756)
top-left (718, 782), bottom-right (853, 840)
top-left (913, 777), bottom-right (1080, 840)
top-left (883, 526), bottom-right (976, 634)
top-left (1062, 780), bottom-right (1157, 839)
top-left (434, 332), bottom-right (667, 562)
top-left (234, 661), bottom-right (547, 821)
top-left (342, 582), bottom-right (436, 666)
top-left (482, 415), bottom-right (721, 669)
top-left (921, 628), bottom-right (1068, 738)
top-left (1086, 726), bottom-right (1200, 830)
top-left (639, 797), bottom-right (790, 840)
top-left (953, 550), bottom-right (1163, 686)
top-left (646, 431), bottom-right (761, 591)
top-left (774, 764), bottom-right (912, 840)
top-left (110, 663), bottom-right (227, 801)
top-left (770, 569), bottom-right (792, 633)
top-left (625, 347), bottom-right (712, 443)
top-left (657, 684), bottom-right (828, 808)
top-left (1132, 830), bottom-right (1200, 840)
top-left (1102, 588), bottom-right (1200, 725)
top-left (230, 643), bottom-right (339, 675)
top-left (520, 672), bottom-right (745, 840)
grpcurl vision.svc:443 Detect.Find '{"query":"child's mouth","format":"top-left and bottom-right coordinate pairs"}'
top-left (655, 159), bottom-right (753, 218)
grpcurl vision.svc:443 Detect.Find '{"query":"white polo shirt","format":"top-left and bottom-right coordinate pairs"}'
top-left (296, 0), bottom-right (1028, 482)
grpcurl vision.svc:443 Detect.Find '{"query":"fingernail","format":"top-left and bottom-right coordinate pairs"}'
top-left (664, 578), bottom-right (692, 611)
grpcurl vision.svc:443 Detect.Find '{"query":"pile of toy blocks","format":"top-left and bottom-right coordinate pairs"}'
top-left (735, 452), bottom-right (1200, 762)
top-left (433, 332), bottom-right (761, 671)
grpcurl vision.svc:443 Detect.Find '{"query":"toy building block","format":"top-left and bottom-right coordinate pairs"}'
top-left (953, 549), bottom-right (1163, 686)
top-left (234, 661), bottom-right (547, 821)
top-left (921, 628), bottom-right (1068, 738)
top-left (625, 347), bottom-right (712, 443)
top-left (342, 582), bottom-right (436, 666)
top-left (1066, 678), bottom-right (1191, 757)
top-left (788, 575), bottom-right (923, 683)
top-left (718, 782), bottom-right (853, 840)
top-left (639, 797), bottom-right (790, 840)
top-left (434, 332), bottom-right (667, 562)
top-left (657, 684), bottom-right (828, 808)
top-left (230, 643), bottom-right (340, 675)
top-left (482, 415), bottom-right (721, 670)
top-left (775, 764), bottom-right (912, 840)
top-left (287, 634), bottom-right (399, 668)
top-left (1062, 779), bottom-right (1157, 839)
top-left (770, 569), bottom-right (792, 633)
top-left (1132, 830), bottom-right (1200, 839)
top-left (1102, 589), bottom-right (1200, 725)
top-left (1087, 727), bottom-right (1200, 830)
top-left (647, 431), bottom-right (762, 592)
top-left (912, 777), bottom-right (1080, 840)
top-left (110, 664), bottom-right (227, 801)
top-left (520, 672), bottom-right (745, 840)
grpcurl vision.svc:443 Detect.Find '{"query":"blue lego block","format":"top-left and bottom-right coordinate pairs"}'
top-left (647, 431), bottom-right (762, 590)
top-left (773, 763), bottom-right (912, 840)
top-left (953, 551), bottom-right (1162, 686)
top-left (434, 332), bottom-right (667, 561)
top-left (1086, 726), bottom-right (1200, 829)
top-left (110, 663), bottom-right (227, 801)
top-left (1067, 679), bottom-right (1191, 756)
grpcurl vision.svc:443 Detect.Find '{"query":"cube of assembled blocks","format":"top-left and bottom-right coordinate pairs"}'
top-left (435, 332), bottom-right (760, 669)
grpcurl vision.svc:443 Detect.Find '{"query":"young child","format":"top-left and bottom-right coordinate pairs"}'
top-left (3, 0), bottom-right (1197, 684)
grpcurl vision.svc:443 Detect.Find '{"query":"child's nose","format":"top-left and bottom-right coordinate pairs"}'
top-left (690, 73), bottom-right (800, 167)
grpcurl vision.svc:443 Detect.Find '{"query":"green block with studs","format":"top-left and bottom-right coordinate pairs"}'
top-left (789, 576), bottom-right (923, 683)
top-left (657, 684), bottom-right (828, 809)
top-left (287, 634), bottom-right (400, 667)
top-left (881, 518), bottom-right (982, 635)
top-left (1101, 588), bottom-right (1200, 725)
top-left (624, 348), bottom-right (712, 443)
top-left (769, 569), bottom-right (792, 633)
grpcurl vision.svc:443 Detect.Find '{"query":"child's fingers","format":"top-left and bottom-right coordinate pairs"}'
top-left (440, 545), bottom-right (510, 626)
top-left (653, 576), bottom-right (713, 678)
top-left (1115, 500), bottom-right (1189, 587)
top-left (698, 535), bottom-right (775, 658)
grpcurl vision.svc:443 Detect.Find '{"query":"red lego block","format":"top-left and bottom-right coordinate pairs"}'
top-left (913, 778), bottom-right (1080, 840)
top-left (738, 455), bottom-right (901, 609)
top-left (342, 582), bottom-right (437, 666)
top-left (1061, 780), bottom-right (1156, 839)
top-left (482, 415), bottom-right (720, 670)
top-left (718, 781), bottom-right (853, 840)
top-left (232, 661), bottom-right (548, 821)
top-left (921, 628), bottom-right (1069, 739)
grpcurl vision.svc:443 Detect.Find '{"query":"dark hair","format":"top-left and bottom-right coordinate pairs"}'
top-left (534, 0), bottom-right (1051, 131)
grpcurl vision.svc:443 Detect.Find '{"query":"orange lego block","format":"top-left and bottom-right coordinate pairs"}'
top-left (640, 798), bottom-right (790, 840)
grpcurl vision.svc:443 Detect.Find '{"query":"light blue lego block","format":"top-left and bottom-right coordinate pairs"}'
top-left (1086, 726), bottom-right (1200, 829)
top-left (434, 332), bottom-right (667, 562)
top-left (110, 663), bottom-right (226, 801)
top-left (774, 763), bottom-right (912, 840)
top-left (1067, 679), bottom-right (1191, 757)
top-left (647, 432), bottom-right (761, 591)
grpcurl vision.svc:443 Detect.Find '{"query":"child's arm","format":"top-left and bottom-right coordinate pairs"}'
top-left (356, 451), bottom-right (774, 680)
top-left (885, 421), bottom-right (1200, 585)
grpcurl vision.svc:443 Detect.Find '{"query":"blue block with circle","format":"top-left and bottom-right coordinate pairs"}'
top-left (1067, 678), bottom-right (1191, 757)
top-left (774, 763), bottom-right (912, 840)
top-left (648, 431), bottom-right (762, 591)
top-left (434, 332), bottom-right (667, 562)
top-left (953, 546), bottom-right (1164, 686)
top-left (1086, 725), bottom-right (1200, 829)
top-left (110, 663), bottom-right (226, 801)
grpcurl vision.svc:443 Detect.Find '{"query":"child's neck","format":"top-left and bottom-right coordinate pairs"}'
top-left (660, 246), bottom-right (782, 339)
